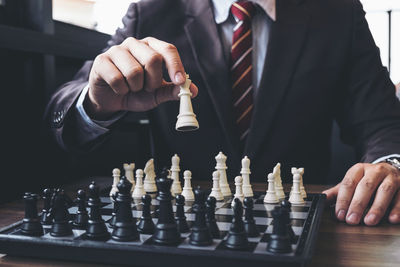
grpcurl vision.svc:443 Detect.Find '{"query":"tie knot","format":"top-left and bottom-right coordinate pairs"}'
top-left (231, 1), bottom-right (256, 21)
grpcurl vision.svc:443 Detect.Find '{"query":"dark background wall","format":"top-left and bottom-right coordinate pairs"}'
top-left (0, 0), bottom-right (356, 203)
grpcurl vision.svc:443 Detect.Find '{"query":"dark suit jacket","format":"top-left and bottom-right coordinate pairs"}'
top-left (45, 0), bottom-right (400, 183)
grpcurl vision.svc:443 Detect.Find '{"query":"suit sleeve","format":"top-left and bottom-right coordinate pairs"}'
top-left (44, 3), bottom-right (139, 152)
top-left (335, 0), bottom-right (400, 163)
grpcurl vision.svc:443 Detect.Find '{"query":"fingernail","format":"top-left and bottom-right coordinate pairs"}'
top-left (175, 72), bottom-right (185, 84)
top-left (337, 210), bottom-right (346, 221)
top-left (365, 214), bottom-right (377, 225)
top-left (347, 213), bottom-right (360, 224)
top-left (389, 213), bottom-right (400, 223)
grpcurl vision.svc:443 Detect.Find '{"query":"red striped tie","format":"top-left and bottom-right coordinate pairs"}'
top-left (230, 1), bottom-right (255, 142)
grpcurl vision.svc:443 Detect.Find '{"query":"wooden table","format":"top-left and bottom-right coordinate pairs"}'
top-left (0, 178), bottom-right (399, 267)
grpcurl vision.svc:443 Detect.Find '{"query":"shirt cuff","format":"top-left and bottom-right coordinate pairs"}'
top-left (372, 154), bottom-right (400, 164)
top-left (75, 84), bottom-right (126, 133)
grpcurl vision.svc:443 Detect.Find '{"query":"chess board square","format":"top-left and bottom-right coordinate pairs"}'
top-left (185, 213), bottom-right (196, 221)
top-left (215, 208), bottom-right (233, 216)
top-left (254, 216), bottom-right (272, 226)
top-left (256, 224), bottom-right (268, 233)
top-left (216, 221), bottom-right (231, 231)
top-left (132, 210), bottom-right (143, 218)
top-left (106, 237), bottom-right (144, 246)
top-left (252, 210), bottom-right (269, 217)
top-left (290, 211), bottom-right (308, 220)
top-left (68, 206), bottom-right (90, 214)
top-left (215, 214), bottom-right (233, 223)
top-left (290, 206), bottom-right (310, 212)
top-left (292, 226), bottom-right (303, 236)
top-left (290, 219), bottom-right (305, 227)
top-left (100, 197), bottom-right (112, 204)
top-left (178, 238), bottom-right (221, 250)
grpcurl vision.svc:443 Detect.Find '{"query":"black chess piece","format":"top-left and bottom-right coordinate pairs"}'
top-left (267, 206), bottom-right (292, 253)
top-left (189, 187), bottom-right (213, 246)
top-left (40, 188), bottom-right (52, 225)
top-left (206, 196), bottom-right (220, 238)
top-left (152, 175), bottom-right (181, 245)
top-left (175, 194), bottom-right (190, 233)
top-left (137, 194), bottom-right (155, 234)
top-left (50, 189), bottom-right (73, 237)
top-left (243, 197), bottom-right (259, 237)
top-left (281, 199), bottom-right (295, 242)
top-left (225, 198), bottom-right (248, 250)
top-left (21, 193), bottom-right (43, 236)
top-left (86, 181), bottom-right (110, 240)
top-left (109, 193), bottom-right (118, 228)
top-left (111, 176), bottom-right (139, 241)
top-left (73, 189), bottom-right (89, 229)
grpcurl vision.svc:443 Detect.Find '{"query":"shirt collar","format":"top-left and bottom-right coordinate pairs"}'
top-left (211, 0), bottom-right (276, 24)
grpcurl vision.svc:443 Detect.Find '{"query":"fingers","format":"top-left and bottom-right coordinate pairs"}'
top-left (154, 82), bottom-right (199, 105)
top-left (92, 54), bottom-right (130, 95)
top-left (322, 184), bottom-right (339, 204)
top-left (142, 37), bottom-right (186, 85)
top-left (335, 164), bottom-right (364, 222)
top-left (364, 175), bottom-right (399, 225)
top-left (107, 46), bottom-right (144, 92)
top-left (389, 191), bottom-right (400, 224)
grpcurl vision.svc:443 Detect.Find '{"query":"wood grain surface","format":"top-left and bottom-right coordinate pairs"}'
top-left (0, 178), bottom-right (399, 267)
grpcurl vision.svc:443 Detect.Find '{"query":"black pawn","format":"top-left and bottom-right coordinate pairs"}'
top-left (40, 189), bottom-right (52, 225)
top-left (50, 189), bottom-right (73, 237)
top-left (206, 196), bottom-right (220, 238)
top-left (189, 187), bottom-right (213, 246)
top-left (73, 189), bottom-right (88, 229)
top-left (86, 181), bottom-right (110, 240)
top-left (152, 175), bottom-right (180, 245)
top-left (109, 193), bottom-right (118, 228)
top-left (175, 195), bottom-right (190, 233)
top-left (267, 206), bottom-right (292, 253)
top-left (137, 194), bottom-right (155, 234)
top-left (112, 176), bottom-right (139, 241)
top-left (243, 197), bottom-right (259, 237)
top-left (281, 199), bottom-right (295, 242)
top-left (225, 198), bottom-right (248, 250)
top-left (21, 193), bottom-right (43, 236)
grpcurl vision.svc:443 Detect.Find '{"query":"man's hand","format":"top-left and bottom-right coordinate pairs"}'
top-left (85, 37), bottom-right (198, 120)
top-left (323, 163), bottom-right (400, 226)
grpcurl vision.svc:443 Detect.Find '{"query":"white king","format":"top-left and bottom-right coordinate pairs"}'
top-left (175, 74), bottom-right (199, 131)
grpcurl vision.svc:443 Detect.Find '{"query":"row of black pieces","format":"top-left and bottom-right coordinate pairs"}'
top-left (21, 181), bottom-right (112, 240)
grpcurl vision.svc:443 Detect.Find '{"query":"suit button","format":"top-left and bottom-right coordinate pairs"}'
top-left (52, 110), bottom-right (65, 127)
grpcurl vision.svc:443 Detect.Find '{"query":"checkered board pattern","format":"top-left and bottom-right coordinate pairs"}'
top-left (0, 192), bottom-right (326, 267)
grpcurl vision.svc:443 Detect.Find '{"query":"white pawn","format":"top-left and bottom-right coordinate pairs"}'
top-left (264, 173), bottom-right (279, 204)
top-left (232, 176), bottom-right (244, 206)
top-left (123, 163), bottom-right (135, 192)
top-left (143, 159), bottom-right (157, 193)
top-left (215, 152), bottom-right (231, 197)
top-left (110, 168), bottom-right (120, 198)
top-left (241, 156), bottom-right (253, 197)
top-left (132, 169), bottom-right (145, 199)
top-left (273, 163), bottom-right (285, 200)
top-left (175, 74), bottom-right (199, 131)
top-left (289, 168), bottom-right (305, 205)
top-left (209, 171), bottom-right (224, 201)
top-left (170, 154), bottom-right (182, 196)
top-left (299, 168), bottom-right (307, 199)
top-left (181, 170), bottom-right (194, 201)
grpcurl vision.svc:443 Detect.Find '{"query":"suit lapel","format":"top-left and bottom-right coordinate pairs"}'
top-left (244, 0), bottom-right (310, 159)
top-left (184, 0), bottom-right (242, 159)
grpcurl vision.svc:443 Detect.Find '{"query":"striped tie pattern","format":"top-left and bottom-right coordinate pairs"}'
top-left (230, 1), bottom-right (256, 142)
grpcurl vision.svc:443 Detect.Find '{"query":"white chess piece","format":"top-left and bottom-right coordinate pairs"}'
top-left (143, 159), bottom-right (157, 193)
top-left (170, 154), bottom-right (182, 196)
top-left (123, 163), bottom-right (135, 192)
top-left (209, 171), bottom-right (224, 201)
top-left (289, 167), bottom-right (305, 205)
top-left (264, 173), bottom-right (279, 204)
top-left (232, 176), bottom-right (244, 206)
top-left (110, 168), bottom-right (120, 198)
top-left (175, 74), bottom-right (199, 131)
top-left (241, 156), bottom-right (253, 197)
top-left (181, 170), bottom-right (195, 201)
top-left (215, 152), bottom-right (231, 197)
top-left (273, 163), bottom-right (285, 200)
top-left (299, 168), bottom-right (307, 199)
top-left (132, 169), bottom-right (145, 199)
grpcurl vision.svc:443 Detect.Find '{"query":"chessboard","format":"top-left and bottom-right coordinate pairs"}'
top-left (0, 189), bottom-right (325, 267)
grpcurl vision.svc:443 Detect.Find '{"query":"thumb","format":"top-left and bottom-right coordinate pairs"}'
top-left (155, 81), bottom-right (198, 105)
top-left (322, 184), bottom-right (339, 205)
